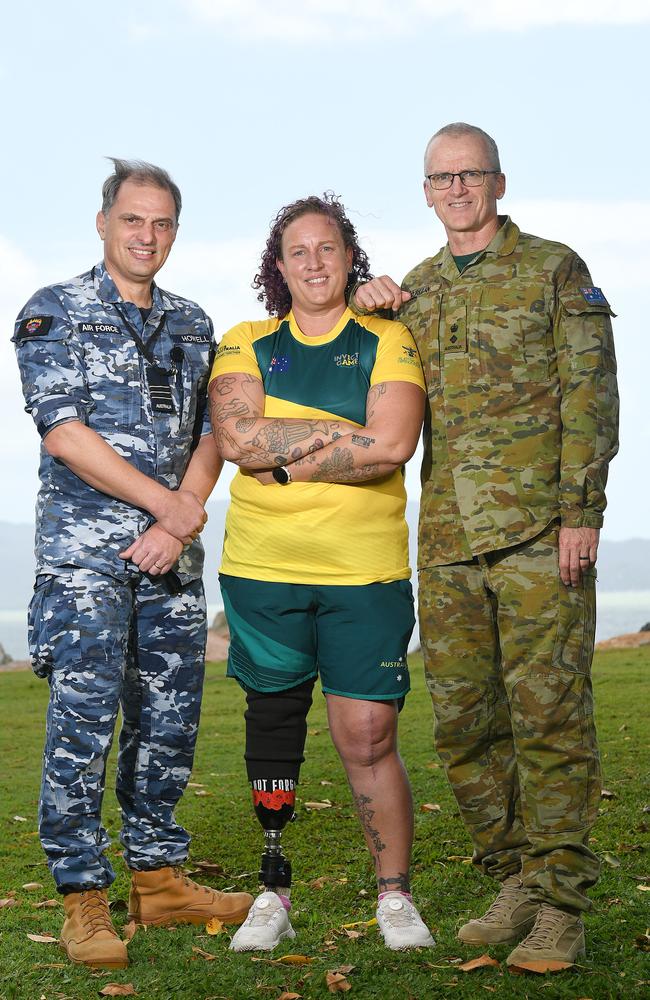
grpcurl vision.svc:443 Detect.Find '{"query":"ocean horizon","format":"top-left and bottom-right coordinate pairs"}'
top-left (2, 592), bottom-right (649, 664)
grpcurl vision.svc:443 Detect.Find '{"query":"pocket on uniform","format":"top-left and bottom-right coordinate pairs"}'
top-left (477, 284), bottom-right (550, 384)
top-left (27, 575), bottom-right (57, 678)
top-left (551, 566), bottom-right (597, 674)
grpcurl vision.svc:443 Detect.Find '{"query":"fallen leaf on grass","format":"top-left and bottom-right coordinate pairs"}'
top-left (12, 815), bottom-right (27, 822)
top-left (326, 972), bottom-right (351, 993)
top-left (122, 920), bottom-right (139, 943)
top-left (341, 918), bottom-right (377, 930)
top-left (206, 916), bottom-right (224, 935)
top-left (304, 801), bottom-right (332, 811)
top-left (278, 993), bottom-right (302, 1000)
top-left (22, 882), bottom-right (43, 891)
top-left (276, 954), bottom-right (314, 965)
top-left (0, 898), bottom-right (20, 908)
top-left (332, 965), bottom-right (355, 975)
top-left (425, 761), bottom-right (441, 770)
top-left (187, 782), bottom-right (205, 787)
top-left (194, 790), bottom-right (213, 797)
top-left (458, 954), bottom-right (500, 972)
top-left (320, 780), bottom-right (334, 786)
top-left (420, 803), bottom-right (442, 813)
top-left (637, 885), bottom-right (650, 892)
top-left (634, 933), bottom-right (650, 951)
top-left (193, 860), bottom-right (225, 876)
top-left (192, 946), bottom-right (217, 961)
top-left (98, 985), bottom-right (137, 996)
top-left (508, 960), bottom-right (574, 974)
top-left (446, 855), bottom-right (473, 863)
top-left (33, 899), bottom-right (61, 908)
top-left (343, 928), bottom-right (362, 939)
top-left (603, 853), bottom-right (621, 867)
top-left (27, 933), bottom-right (58, 943)
top-left (601, 789), bottom-right (617, 800)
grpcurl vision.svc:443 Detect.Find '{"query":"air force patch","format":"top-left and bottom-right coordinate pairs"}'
top-left (580, 286), bottom-right (609, 306)
top-left (16, 316), bottom-right (53, 340)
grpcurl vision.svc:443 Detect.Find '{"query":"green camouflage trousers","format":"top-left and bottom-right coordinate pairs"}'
top-left (419, 522), bottom-right (600, 912)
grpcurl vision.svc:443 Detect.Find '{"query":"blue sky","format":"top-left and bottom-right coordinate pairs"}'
top-left (2, 0), bottom-right (648, 541)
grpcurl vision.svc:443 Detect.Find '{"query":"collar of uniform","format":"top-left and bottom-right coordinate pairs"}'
top-left (287, 306), bottom-right (353, 345)
top-left (437, 215), bottom-right (519, 281)
top-left (483, 216), bottom-right (520, 257)
top-left (93, 260), bottom-right (167, 312)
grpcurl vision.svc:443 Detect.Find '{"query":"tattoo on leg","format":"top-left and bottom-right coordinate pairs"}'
top-left (378, 873), bottom-right (411, 894)
top-left (351, 789), bottom-right (385, 868)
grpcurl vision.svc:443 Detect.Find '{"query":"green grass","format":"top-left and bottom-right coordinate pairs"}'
top-left (1, 649), bottom-right (648, 1000)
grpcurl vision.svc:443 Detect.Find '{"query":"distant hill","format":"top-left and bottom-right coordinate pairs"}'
top-left (1, 511), bottom-right (648, 613)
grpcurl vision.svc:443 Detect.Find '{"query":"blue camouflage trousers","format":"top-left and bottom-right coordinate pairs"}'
top-left (28, 568), bottom-right (206, 892)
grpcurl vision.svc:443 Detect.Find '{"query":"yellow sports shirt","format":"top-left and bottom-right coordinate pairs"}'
top-left (210, 308), bottom-right (425, 584)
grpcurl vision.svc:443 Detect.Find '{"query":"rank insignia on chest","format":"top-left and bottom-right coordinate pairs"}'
top-left (16, 315), bottom-right (53, 339)
top-left (147, 365), bottom-right (176, 413)
top-left (580, 286), bottom-right (608, 306)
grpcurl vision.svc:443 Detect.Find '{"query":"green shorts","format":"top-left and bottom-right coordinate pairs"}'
top-left (219, 575), bottom-right (415, 700)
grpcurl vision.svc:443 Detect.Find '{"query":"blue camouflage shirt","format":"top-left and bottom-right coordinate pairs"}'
top-left (13, 262), bottom-right (215, 583)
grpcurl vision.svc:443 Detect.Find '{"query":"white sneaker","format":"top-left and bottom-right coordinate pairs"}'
top-left (376, 892), bottom-right (435, 950)
top-left (229, 891), bottom-right (296, 952)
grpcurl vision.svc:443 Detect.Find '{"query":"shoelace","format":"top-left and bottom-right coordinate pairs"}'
top-left (79, 890), bottom-right (114, 931)
top-left (172, 868), bottom-right (209, 895)
top-left (519, 905), bottom-right (569, 950)
top-left (380, 899), bottom-right (418, 927)
top-left (478, 877), bottom-right (525, 924)
top-left (245, 901), bottom-right (281, 926)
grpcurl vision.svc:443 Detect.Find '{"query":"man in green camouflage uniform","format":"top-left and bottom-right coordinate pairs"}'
top-left (353, 123), bottom-right (619, 967)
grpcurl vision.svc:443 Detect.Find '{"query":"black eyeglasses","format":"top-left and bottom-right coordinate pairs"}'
top-left (426, 170), bottom-right (501, 190)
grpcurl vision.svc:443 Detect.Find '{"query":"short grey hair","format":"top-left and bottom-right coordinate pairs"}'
top-left (424, 123), bottom-right (501, 173)
top-left (101, 158), bottom-right (182, 222)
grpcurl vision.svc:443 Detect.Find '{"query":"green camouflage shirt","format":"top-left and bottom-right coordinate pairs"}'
top-left (396, 216), bottom-right (619, 568)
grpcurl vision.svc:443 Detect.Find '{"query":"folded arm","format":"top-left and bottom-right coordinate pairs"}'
top-left (209, 372), bottom-right (356, 469)
top-left (253, 380), bottom-right (425, 485)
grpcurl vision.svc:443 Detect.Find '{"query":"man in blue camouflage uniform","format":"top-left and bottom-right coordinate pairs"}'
top-left (13, 159), bottom-right (252, 969)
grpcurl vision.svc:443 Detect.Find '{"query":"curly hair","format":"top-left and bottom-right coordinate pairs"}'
top-left (252, 193), bottom-right (373, 317)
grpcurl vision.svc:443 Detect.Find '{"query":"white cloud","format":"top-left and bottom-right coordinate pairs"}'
top-left (181, 0), bottom-right (650, 40)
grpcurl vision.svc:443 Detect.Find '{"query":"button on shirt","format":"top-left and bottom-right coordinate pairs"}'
top-left (13, 262), bottom-right (215, 582)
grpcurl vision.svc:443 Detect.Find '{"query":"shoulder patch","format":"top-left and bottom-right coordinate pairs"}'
top-left (580, 286), bottom-right (608, 306)
top-left (16, 315), bottom-right (53, 340)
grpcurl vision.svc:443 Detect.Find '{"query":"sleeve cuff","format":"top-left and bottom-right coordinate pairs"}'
top-left (560, 510), bottom-right (604, 529)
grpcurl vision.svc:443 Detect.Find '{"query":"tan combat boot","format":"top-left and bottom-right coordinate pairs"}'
top-left (506, 903), bottom-right (585, 967)
top-left (60, 889), bottom-right (129, 969)
top-left (128, 866), bottom-right (253, 926)
top-left (458, 875), bottom-right (539, 945)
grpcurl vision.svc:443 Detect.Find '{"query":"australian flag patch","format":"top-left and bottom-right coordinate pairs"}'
top-left (580, 286), bottom-right (608, 306)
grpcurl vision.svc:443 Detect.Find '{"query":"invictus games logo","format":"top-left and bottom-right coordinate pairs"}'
top-left (334, 352), bottom-right (359, 367)
top-left (216, 343), bottom-right (241, 357)
top-left (402, 345), bottom-right (418, 359)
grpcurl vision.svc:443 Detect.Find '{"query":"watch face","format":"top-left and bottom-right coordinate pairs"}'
top-left (272, 466), bottom-right (290, 485)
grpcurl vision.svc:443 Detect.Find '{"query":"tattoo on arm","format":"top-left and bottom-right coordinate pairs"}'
top-left (351, 789), bottom-right (385, 869)
top-left (377, 873), bottom-right (411, 894)
top-left (351, 434), bottom-right (375, 449)
top-left (366, 382), bottom-right (387, 422)
top-left (307, 447), bottom-right (379, 483)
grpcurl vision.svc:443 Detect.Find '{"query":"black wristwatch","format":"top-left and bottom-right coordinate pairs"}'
top-left (272, 466), bottom-right (292, 485)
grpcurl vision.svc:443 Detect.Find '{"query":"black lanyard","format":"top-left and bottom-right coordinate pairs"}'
top-left (114, 304), bottom-right (172, 374)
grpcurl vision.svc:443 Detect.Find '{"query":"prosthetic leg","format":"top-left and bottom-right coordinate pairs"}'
top-left (229, 679), bottom-right (314, 951)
